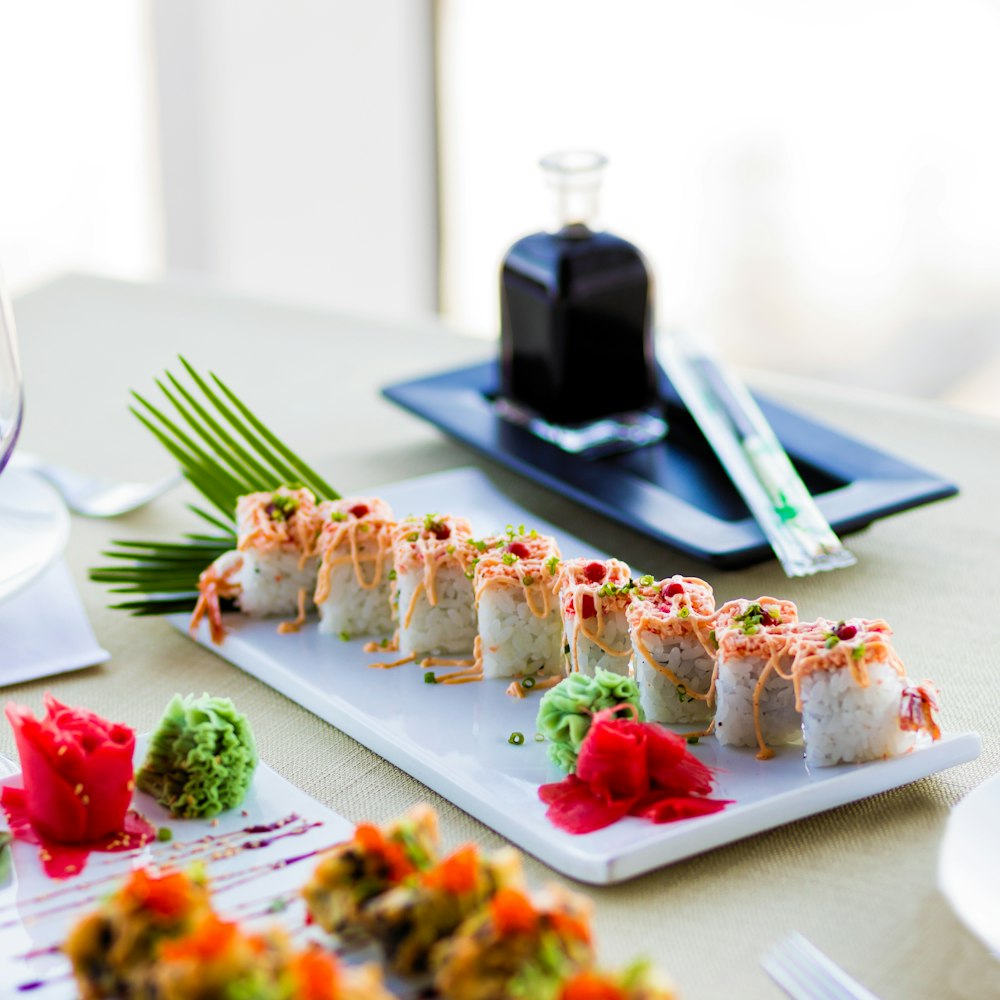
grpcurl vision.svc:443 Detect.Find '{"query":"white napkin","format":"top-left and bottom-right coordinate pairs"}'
top-left (0, 562), bottom-right (109, 686)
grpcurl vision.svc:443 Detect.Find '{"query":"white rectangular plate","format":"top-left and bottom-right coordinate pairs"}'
top-left (0, 746), bottom-right (354, 996)
top-left (174, 467), bottom-right (980, 885)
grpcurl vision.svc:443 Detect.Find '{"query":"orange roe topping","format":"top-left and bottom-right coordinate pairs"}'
top-left (562, 971), bottom-right (626, 1000)
top-left (121, 868), bottom-right (196, 920)
top-left (354, 822), bottom-right (415, 882)
top-left (159, 914), bottom-right (237, 962)
top-left (290, 944), bottom-right (343, 1000)
top-left (422, 844), bottom-right (480, 895)
top-left (550, 908), bottom-right (593, 946)
top-left (490, 887), bottom-right (539, 937)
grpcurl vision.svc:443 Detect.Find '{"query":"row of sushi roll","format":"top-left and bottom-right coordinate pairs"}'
top-left (190, 486), bottom-right (942, 764)
top-left (66, 805), bottom-right (677, 1000)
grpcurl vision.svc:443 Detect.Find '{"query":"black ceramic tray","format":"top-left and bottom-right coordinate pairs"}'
top-left (382, 360), bottom-right (958, 568)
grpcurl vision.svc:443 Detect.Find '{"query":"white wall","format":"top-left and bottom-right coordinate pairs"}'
top-left (0, 0), bottom-right (162, 293)
top-left (152, 0), bottom-right (438, 321)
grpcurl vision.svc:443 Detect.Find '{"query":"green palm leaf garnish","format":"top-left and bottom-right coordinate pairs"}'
top-left (89, 357), bottom-right (339, 616)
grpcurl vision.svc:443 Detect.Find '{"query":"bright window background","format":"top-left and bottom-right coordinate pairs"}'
top-left (0, 0), bottom-right (162, 292)
top-left (437, 0), bottom-right (1000, 404)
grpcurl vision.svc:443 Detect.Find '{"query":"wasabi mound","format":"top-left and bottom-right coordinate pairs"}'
top-left (536, 668), bottom-right (644, 772)
top-left (137, 694), bottom-right (257, 818)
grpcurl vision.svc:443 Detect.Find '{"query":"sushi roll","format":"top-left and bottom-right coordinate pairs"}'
top-left (712, 597), bottom-right (800, 758)
top-left (557, 558), bottom-right (634, 677)
top-left (390, 513), bottom-right (479, 657)
top-left (432, 885), bottom-right (594, 1000)
top-left (474, 529), bottom-right (564, 680)
top-left (65, 867), bottom-right (212, 999)
top-left (234, 486), bottom-right (325, 618)
top-left (627, 575), bottom-right (716, 724)
top-left (792, 617), bottom-right (941, 766)
top-left (314, 496), bottom-right (395, 639)
top-left (191, 486), bottom-right (325, 643)
top-left (302, 805), bottom-right (439, 937)
top-left (363, 843), bottom-right (523, 976)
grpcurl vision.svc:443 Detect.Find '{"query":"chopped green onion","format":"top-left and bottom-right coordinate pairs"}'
top-left (639, 574), bottom-right (655, 586)
top-left (424, 672), bottom-right (437, 684)
top-left (157, 827), bottom-right (173, 842)
top-left (521, 676), bottom-right (536, 689)
top-left (330, 511), bottom-right (346, 521)
top-left (852, 642), bottom-right (866, 661)
top-left (686, 736), bottom-right (700, 746)
top-left (339, 630), bottom-right (350, 642)
top-left (522, 573), bottom-right (535, 586)
top-left (508, 731), bottom-right (525, 746)
top-left (267, 897), bottom-right (288, 913)
top-left (388, 569), bottom-right (397, 581)
top-left (534, 733), bottom-right (545, 742)
top-left (677, 606), bottom-right (690, 619)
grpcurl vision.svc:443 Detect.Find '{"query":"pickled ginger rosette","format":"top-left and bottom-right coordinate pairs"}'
top-left (539, 707), bottom-right (729, 834)
top-left (2, 694), bottom-right (154, 877)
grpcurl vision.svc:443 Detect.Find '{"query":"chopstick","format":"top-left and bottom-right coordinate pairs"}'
top-left (657, 330), bottom-right (856, 577)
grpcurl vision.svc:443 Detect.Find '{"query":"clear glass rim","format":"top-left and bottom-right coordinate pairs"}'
top-left (539, 149), bottom-right (608, 175)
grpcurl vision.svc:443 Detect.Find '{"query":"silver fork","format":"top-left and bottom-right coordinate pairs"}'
top-left (762, 933), bottom-right (881, 1000)
top-left (11, 452), bottom-right (182, 518)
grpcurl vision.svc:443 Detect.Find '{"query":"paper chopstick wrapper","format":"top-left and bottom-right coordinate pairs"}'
top-left (658, 332), bottom-right (856, 577)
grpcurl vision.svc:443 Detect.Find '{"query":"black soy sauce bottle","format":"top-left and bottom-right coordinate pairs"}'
top-left (500, 151), bottom-right (657, 426)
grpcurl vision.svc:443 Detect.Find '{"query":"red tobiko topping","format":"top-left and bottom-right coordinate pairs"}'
top-left (539, 709), bottom-right (729, 835)
top-left (289, 944), bottom-right (343, 1000)
top-left (159, 913), bottom-right (238, 961)
top-left (354, 823), bottom-right (415, 882)
top-left (349, 503), bottom-right (370, 519)
top-left (422, 844), bottom-right (480, 895)
top-left (664, 581), bottom-right (685, 598)
top-left (490, 886), bottom-right (539, 937)
top-left (122, 868), bottom-right (199, 920)
top-left (506, 541), bottom-right (531, 560)
top-left (583, 561), bottom-right (606, 583)
top-left (579, 594), bottom-right (597, 619)
top-left (561, 971), bottom-right (627, 1000)
top-left (836, 623), bottom-right (858, 641)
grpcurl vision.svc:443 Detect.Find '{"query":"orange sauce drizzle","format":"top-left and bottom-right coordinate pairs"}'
top-left (277, 588), bottom-right (308, 634)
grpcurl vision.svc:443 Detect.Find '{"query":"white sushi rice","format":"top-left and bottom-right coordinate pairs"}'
top-left (477, 585), bottom-right (564, 679)
top-left (316, 561), bottom-right (394, 639)
top-left (800, 660), bottom-right (915, 766)
top-left (563, 607), bottom-right (632, 677)
top-left (633, 629), bottom-right (714, 724)
top-left (237, 550), bottom-right (319, 617)
top-left (715, 651), bottom-right (801, 749)
top-left (397, 564), bottom-right (477, 657)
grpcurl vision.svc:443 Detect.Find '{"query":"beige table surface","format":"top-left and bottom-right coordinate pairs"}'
top-left (5, 273), bottom-right (1000, 998)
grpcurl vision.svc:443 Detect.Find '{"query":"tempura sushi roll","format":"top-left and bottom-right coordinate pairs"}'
top-left (627, 575), bottom-right (716, 724)
top-left (557, 559), bottom-right (634, 677)
top-left (65, 867), bottom-right (212, 999)
top-left (474, 530), bottom-right (564, 679)
top-left (712, 597), bottom-right (799, 757)
top-left (793, 617), bottom-right (941, 766)
top-left (364, 843), bottom-right (523, 976)
top-left (432, 885), bottom-right (594, 1000)
top-left (302, 805), bottom-right (439, 937)
top-left (315, 497), bottom-right (395, 639)
top-left (234, 486), bottom-right (324, 617)
top-left (391, 513), bottom-right (478, 657)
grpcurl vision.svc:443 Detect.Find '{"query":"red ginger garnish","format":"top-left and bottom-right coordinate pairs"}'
top-left (354, 823), bottom-right (415, 882)
top-left (539, 709), bottom-right (729, 834)
top-left (159, 913), bottom-right (237, 961)
top-left (122, 868), bottom-right (198, 920)
top-left (490, 886), bottom-right (538, 936)
top-left (561, 971), bottom-right (627, 1000)
top-left (422, 844), bottom-right (480, 895)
